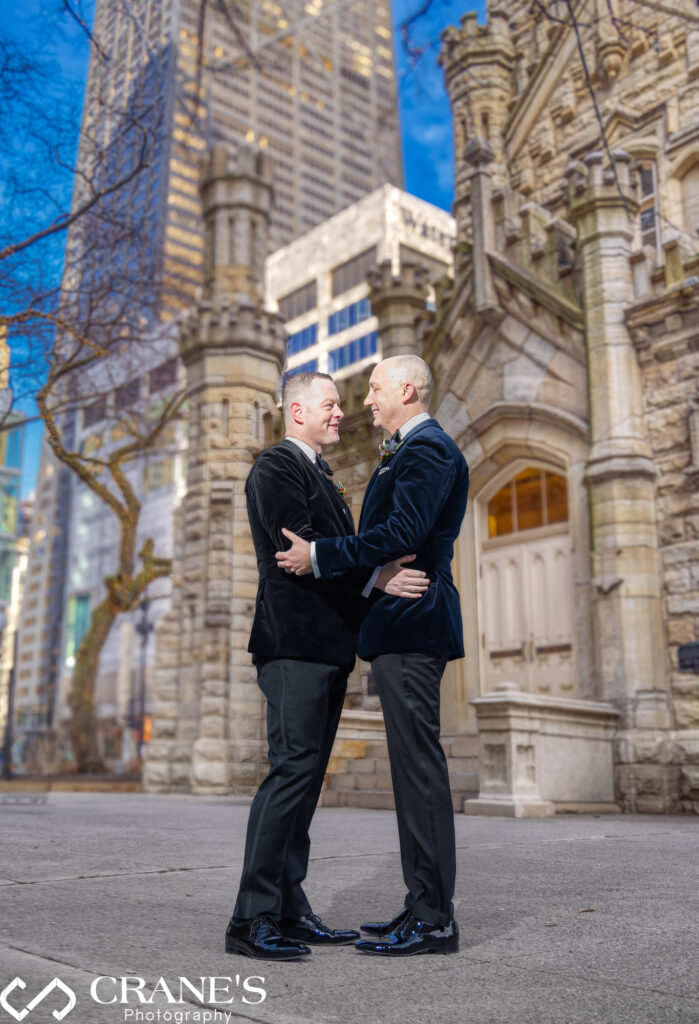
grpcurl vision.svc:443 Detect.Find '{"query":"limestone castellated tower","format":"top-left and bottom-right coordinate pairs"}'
top-left (566, 152), bottom-right (673, 808)
top-left (439, 6), bottom-right (515, 240)
top-left (144, 146), bottom-right (285, 795)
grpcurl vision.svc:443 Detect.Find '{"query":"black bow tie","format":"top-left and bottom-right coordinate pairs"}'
top-left (316, 455), bottom-right (333, 477)
top-left (391, 430), bottom-right (402, 444)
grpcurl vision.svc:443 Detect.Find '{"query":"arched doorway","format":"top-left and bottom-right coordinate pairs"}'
top-left (478, 462), bottom-right (577, 698)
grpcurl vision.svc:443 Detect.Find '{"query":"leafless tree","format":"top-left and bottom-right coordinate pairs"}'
top-left (0, 1), bottom-right (187, 772)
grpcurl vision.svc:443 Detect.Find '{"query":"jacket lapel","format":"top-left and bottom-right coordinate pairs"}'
top-left (281, 440), bottom-right (354, 536)
top-left (359, 420), bottom-right (437, 530)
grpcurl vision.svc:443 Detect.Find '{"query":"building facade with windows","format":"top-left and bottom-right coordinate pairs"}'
top-left (266, 184), bottom-right (455, 381)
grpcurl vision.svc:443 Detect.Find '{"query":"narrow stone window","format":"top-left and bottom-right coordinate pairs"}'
top-left (638, 160), bottom-right (661, 249)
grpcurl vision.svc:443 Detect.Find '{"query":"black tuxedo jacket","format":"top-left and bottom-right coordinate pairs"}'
top-left (246, 439), bottom-right (361, 666)
top-left (314, 419), bottom-right (469, 662)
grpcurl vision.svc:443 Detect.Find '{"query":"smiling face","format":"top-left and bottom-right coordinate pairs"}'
top-left (290, 377), bottom-right (344, 452)
top-left (364, 362), bottom-right (410, 436)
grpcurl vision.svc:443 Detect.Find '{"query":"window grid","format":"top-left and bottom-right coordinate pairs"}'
top-left (328, 297), bottom-right (371, 336)
top-left (279, 280), bottom-right (317, 321)
top-left (328, 330), bottom-right (378, 372)
top-left (330, 247), bottom-right (377, 298)
top-left (287, 322), bottom-right (318, 356)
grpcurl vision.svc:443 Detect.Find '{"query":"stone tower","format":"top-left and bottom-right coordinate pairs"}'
top-left (439, 6), bottom-right (515, 240)
top-left (567, 152), bottom-right (673, 808)
top-left (144, 146), bottom-right (285, 795)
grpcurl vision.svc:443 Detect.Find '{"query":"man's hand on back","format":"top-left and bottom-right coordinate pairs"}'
top-left (276, 528), bottom-right (313, 575)
top-left (376, 555), bottom-right (428, 600)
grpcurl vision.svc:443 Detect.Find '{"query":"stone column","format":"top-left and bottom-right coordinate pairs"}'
top-left (144, 146), bottom-right (285, 795)
top-left (366, 260), bottom-right (430, 359)
top-left (567, 151), bottom-right (674, 811)
top-left (464, 137), bottom-right (498, 317)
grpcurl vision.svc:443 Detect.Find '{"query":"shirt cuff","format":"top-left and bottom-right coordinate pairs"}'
top-left (361, 566), bottom-right (381, 598)
top-left (310, 541), bottom-right (321, 579)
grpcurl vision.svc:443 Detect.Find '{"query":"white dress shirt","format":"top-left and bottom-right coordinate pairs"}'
top-left (286, 435), bottom-right (318, 464)
top-left (309, 414), bottom-right (432, 593)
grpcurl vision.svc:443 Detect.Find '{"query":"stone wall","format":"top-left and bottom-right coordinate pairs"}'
top-left (630, 280), bottom-right (699, 812)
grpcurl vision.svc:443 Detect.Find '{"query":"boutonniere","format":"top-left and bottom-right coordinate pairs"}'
top-left (378, 438), bottom-right (404, 463)
top-left (335, 481), bottom-right (347, 498)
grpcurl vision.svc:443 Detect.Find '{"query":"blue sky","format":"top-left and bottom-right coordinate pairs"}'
top-left (2, 0), bottom-right (483, 499)
top-left (0, 0), bottom-right (96, 499)
top-left (393, 0), bottom-right (485, 208)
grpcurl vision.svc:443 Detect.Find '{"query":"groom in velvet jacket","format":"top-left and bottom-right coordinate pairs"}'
top-left (277, 355), bottom-right (469, 957)
top-left (225, 371), bottom-right (428, 961)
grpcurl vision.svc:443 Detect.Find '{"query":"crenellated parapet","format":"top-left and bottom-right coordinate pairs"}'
top-left (179, 300), bottom-right (285, 370)
top-left (566, 149), bottom-right (640, 244)
top-left (366, 259), bottom-right (431, 358)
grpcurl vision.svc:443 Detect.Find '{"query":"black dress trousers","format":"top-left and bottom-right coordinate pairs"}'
top-left (233, 657), bottom-right (349, 922)
top-left (371, 651), bottom-right (455, 927)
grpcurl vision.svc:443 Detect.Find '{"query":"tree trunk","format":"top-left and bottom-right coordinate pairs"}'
top-left (68, 599), bottom-right (119, 773)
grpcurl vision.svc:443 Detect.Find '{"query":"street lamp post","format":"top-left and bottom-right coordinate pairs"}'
top-left (134, 596), bottom-right (154, 761)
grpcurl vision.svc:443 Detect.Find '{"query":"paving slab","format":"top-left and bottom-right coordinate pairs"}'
top-left (0, 794), bottom-right (697, 1024)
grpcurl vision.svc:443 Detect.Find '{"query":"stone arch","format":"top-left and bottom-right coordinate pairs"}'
top-left (442, 406), bottom-right (596, 738)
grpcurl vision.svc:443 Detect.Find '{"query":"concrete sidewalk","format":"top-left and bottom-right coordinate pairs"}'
top-left (0, 794), bottom-right (697, 1024)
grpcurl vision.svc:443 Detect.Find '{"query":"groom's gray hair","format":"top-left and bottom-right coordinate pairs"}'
top-left (381, 355), bottom-right (433, 405)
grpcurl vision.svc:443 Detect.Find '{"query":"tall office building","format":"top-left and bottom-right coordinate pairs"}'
top-left (71, 0), bottom-right (402, 323)
top-left (13, 0), bottom-right (402, 765)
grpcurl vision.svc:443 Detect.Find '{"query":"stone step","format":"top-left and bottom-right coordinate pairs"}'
top-left (326, 769), bottom-right (477, 796)
top-left (320, 787), bottom-right (477, 812)
top-left (443, 735), bottom-right (479, 758)
top-left (362, 740), bottom-right (390, 759)
top-left (448, 771), bottom-right (480, 793)
top-left (447, 756), bottom-right (479, 773)
top-left (328, 771), bottom-right (394, 791)
top-left (320, 789), bottom-right (396, 810)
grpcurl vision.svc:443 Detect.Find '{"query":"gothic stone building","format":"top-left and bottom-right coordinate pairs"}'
top-left (145, 1), bottom-right (699, 814)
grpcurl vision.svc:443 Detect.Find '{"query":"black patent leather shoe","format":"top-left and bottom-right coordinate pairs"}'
top-left (225, 915), bottom-right (311, 960)
top-left (360, 906), bottom-right (411, 936)
top-left (355, 916), bottom-right (459, 956)
top-left (281, 911), bottom-right (360, 945)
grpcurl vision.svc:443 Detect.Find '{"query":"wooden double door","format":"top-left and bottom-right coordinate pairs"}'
top-left (480, 527), bottom-right (576, 697)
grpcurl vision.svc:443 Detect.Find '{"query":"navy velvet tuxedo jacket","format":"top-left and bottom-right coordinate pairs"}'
top-left (246, 439), bottom-right (362, 666)
top-left (314, 419), bottom-right (469, 662)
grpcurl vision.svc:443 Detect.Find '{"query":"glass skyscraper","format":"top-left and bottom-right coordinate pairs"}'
top-left (73, 0), bottom-right (402, 322)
